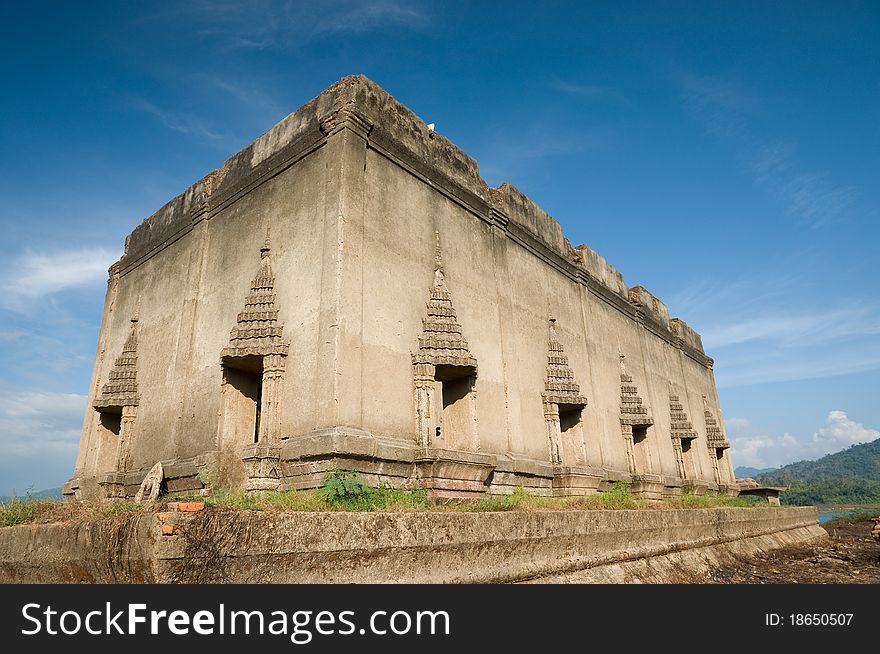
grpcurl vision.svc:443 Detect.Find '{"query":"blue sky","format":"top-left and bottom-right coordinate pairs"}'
top-left (1, 1), bottom-right (878, 495)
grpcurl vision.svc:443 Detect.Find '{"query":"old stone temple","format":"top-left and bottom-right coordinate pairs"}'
top-left (64, 75), bottom-right (736, 501)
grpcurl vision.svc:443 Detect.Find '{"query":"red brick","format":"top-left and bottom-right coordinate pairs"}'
top-left (178, 501), bottom-right (205, 512)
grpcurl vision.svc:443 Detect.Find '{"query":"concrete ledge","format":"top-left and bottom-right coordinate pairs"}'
top-left (551, 466), bottom-right (604, 496)
top-left (630, 474), bottom-right (665, 499)
top-left (280, 434), bottom-right (647, 499)
top-left (523, 523), bottom-right (827, 583)
top-left (280, 431), bottom-right (497, 494)
top-left (0, 507), bottom-right (822, 584)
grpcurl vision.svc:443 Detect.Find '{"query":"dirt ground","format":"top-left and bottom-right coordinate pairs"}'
top-left (701, 519), bottom-right (880, 584)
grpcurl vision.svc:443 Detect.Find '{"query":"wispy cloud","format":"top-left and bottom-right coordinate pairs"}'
top-left (0, 247), bottom-right (119, 312)
top-left (678, 71), bottom-right (758, 138)
top-left (677, 72), bottom-right (859, 227)
top-left (550, 80), bottom-right (630, 106)
top-left (169, 0), bottom-right (429, 50)
top-left (0, 391), bottom-right (85, 456)
top-left (669, 271), bottom-right (801, 325)
top-left (669, 270), bottom-right (880, 387)
top-left (311, 0), bottom-right (428, 34)
top-left (0, 390), bottom-right (84, 495)
top-left (716, 352), bottom-right (880, 388)
top-left (126, 96), bottom-right (228, 143)
top-left (196, 75), bottom-right (287, 129)
top-left (729, 410), bottom-right (879, 469)
top-left (701, 305), bottom-right (880, 349)
top-left (475, 120), bottom-right (597, 185)
top-left (778, 172), bottom-right (859, 228)
top-left (750, 140), bottom-right (859, 228)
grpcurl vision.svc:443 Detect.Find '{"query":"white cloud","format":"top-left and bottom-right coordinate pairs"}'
top-left (729, 411), bottom-right (879, 469)
top-left (0, 391), bottom-right (84, 458)
top-left (0, 391), bottom-right (85, 496)
top-left (727, 417), bottom-right (794, 468)
top-left (730, 436), bottom-right (774, 468)
top-left (0, 247), bottom-right (119, 311)
top-left (811, 409), bottom-right (879, 449)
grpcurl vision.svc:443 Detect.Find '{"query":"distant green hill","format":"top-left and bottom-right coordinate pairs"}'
top-left (757, 439), bottom-right (880, 505)
top-left (0, 487), bottom-right (62, 504)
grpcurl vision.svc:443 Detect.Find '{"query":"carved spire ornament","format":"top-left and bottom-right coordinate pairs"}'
top-left (703, 394), bottom-right (730, 485)
top-left (413, 231), bottom-right (477, 370)
top-left (618, 349), bottom-right (653, 427)
top-left (94, 315), bottom-right (141, 496)
top-left (703, 395), bottom-right (729, 450)
top-left (219, 233), bottom-right (289, 489)
top-left (94, 317), bottom-right (140, 411)
top-left (542, 316), bottom-right (588, 464)
top-left (220, 230), bottom-right (289, 362)
top-left (618, 349), bottom-right (654, 475)
top-left (669, 383), bottom-right (697, 479)
top-left (412, 232), bottom-right (478, 448)
top-left (669, 384), bottom-right (697, 441)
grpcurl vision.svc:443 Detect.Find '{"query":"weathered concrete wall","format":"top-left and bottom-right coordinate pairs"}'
top-left (295, 89), bottom-right (735, 493)
top-left (66, 74), bottom-right (736, 500)
top-left (0, 507), bottom-right (824, 584)
top-left (70, 148), bottom-right (336, 496)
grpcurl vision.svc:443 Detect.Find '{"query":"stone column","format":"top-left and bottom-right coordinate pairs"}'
top-left (672, 436), bottom-right (685, 480)
top-left (544, 402), bottom-right (562, 464)
top-left (413, 363), bottom-right (435, 447)
top-left (116, 405), bottom-right (137, 474)
top-left (468, 380), bottom-right (480, 452)
top-left (242, 353), bottom-right (285, 492)
top-left (711, 452), bottom-right (721, 485)
top-left (98, 404), bottom-right (138, 499)
top-left (259, 353), bottom-right (285, 445)
top-left (577, 424), bottom-right (588, 467)
top-left (622, 424), bottom-right (636, 474)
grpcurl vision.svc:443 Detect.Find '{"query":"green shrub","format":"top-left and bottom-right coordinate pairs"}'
top-left (601, 480), bottom-right (639, 508)
top-left (0, 496), bottom-right (39, 526)
top-left (468, 486), bottom-right (527, 512)
top-left (319, 469), bottom-right (376, 508)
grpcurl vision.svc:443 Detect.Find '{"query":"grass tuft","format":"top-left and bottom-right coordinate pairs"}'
top-left (1, 471), bottom-right (793, 526)
top-left (667, 488), bottom-right (754, 509)
top-left (0, 496), bottom-right (41, 527)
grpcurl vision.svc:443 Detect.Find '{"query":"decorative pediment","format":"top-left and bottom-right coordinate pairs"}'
top-left (703, 395), bottom-right (730, 449)
top-left (412, 233), bottom-right (477, 371)
top-left (618, 350), bottom-right (653, 426)
top-left (669, 386), bottom-right (697, 441)
top-left (94, 317), bottom-right (139, 411)
top-left (542, 317), bottom-right (587, 407)
top-left (220, 234), bottom-right (289, 364)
